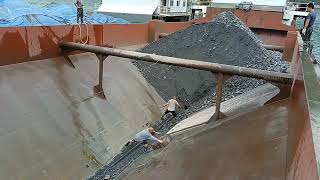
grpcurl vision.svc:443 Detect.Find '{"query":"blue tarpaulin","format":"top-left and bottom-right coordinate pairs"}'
top-left (0, 0), bottom-right (127, 27)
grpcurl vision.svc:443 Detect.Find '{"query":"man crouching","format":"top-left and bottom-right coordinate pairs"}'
top-left (125, 127), bottom-right (163, 150)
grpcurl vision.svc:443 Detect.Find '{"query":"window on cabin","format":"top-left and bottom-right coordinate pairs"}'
top-left (170, 0), bottom-right (173, 6)
top-left (183, 0), bottom-right (186, 7)
top-left (162, 0), bottom-right (166, 6)
top-left (177, 0), bottom-right (180, 6)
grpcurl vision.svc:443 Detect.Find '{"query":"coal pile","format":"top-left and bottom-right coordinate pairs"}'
top-left (134, 11), bottom-right (289, 106)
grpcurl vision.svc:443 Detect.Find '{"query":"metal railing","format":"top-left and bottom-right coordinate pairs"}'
top-left (159, 6), bottom-right (171, 14)
top-left (157, 5), bottom-right (190, 15)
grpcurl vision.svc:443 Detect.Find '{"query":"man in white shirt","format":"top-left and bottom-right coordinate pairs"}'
top-left (125, 127), bottom-right (163, 149)
top-left (162, 96), bottom-right (181, 119)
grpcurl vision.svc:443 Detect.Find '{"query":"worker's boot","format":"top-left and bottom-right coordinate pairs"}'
top-left (125, 140), bottom-right (134, 147)
top-left (161, 114), bottom-right (168, 121)
top-left (143, 144), bottom-right (149, 152)
top-left (125, 141), bottom-right (131, 146)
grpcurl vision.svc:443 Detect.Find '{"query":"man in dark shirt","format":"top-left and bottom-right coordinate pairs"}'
top-left (75, 0), bottom-right (84, 24)
top-left (302, 3), bottom-right (317, 48)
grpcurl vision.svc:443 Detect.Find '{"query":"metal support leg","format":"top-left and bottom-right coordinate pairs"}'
top-left (210, 73), bottom-right (226, 122)
top-left (61, 50), bottom-right (76, 69)
top-left (94, 54), bottom-right (108, 99)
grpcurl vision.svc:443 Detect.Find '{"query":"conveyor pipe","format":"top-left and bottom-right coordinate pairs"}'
top-left (262, 44), bottom-right (284, 52)
top-left (60, 41), bottom-right (292, 84)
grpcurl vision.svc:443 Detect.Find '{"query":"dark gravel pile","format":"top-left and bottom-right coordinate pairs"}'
top-left (88, 144), bottom-right (146, 180)
top-left (88, 11), bottom-right (290, 180)
top-left (134, 11), bottom-right (289, 105)
top-left (88, 116), bottom-right (178, 180)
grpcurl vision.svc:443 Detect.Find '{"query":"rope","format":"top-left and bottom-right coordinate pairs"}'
top-left (77, 23), bottom-right (89, 44)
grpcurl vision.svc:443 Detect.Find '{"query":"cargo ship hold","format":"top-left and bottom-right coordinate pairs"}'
top-left (0, 0), bottom-right (319, 180)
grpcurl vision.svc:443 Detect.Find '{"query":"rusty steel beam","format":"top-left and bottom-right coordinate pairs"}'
top-left (210, 73), bottom-right (227, 121)
top-left (158, 33), bottom-right (169, 39)
top-left (93, 54), bottom-right (107, 99)
top-left (263, 44), bottom-right (284, 52)
top-left (60, 41), bottom-right (292, 84)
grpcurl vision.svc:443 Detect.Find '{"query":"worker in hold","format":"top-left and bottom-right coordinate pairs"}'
top-left (125, 127), bottom-right (163, 149)
top-left (75, 0), bottom-right (84, 24)
top-left (161, 96), bottom-right (181, 119)
top-left (301, 3), bottom-right (317, 49)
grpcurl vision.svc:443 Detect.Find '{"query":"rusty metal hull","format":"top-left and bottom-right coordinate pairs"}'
top-left (0, 7), bottom-right (318, 180)
top-left (0, 10), bottom-right (293, 67)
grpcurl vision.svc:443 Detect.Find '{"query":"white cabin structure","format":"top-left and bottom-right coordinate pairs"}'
top-left (211, 0), bottom-right (310, 26)
top-left (97, 0), bottom-right (190, 23)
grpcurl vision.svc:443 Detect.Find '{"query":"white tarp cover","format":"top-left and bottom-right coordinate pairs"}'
top-left (213, 0), bottom-right (287, 7)
top-left (98, 0), bottom-right (158, 15)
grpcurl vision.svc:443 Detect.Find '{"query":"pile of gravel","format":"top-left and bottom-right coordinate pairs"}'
top-left (89, 11), bottom-right (290, 180)
top-left (134, 11), bottom-right (289, 106)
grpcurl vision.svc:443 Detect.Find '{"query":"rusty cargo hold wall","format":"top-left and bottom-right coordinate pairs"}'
top-left (0, 9), bottom-right (319, 180)
top-left (0, 10), bottom-right (294, 67)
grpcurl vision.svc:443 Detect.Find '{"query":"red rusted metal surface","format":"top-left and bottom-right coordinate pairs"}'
top-left (0, 22), bottom-right (193, 66)
top-left (206, 8), bottom-right (295, 31)
top-left (285, 31), bottom-right (319, 179)
top-left (287, 81), bottom-right (319, 180)
top-left (0, 7), bottom-right (318, 180)
top-left (283, 31), bottom-right (300, 62)
top-left (101, 24), bottom-right (149, 46)
top-left (253, 28), bottom-right (287, 47)
top-left (148, 20), bottom-right (190, 42)
top-left (0, 24), bottom-right (151, 66)
top-left (0, 9), bottom-right (297, 67)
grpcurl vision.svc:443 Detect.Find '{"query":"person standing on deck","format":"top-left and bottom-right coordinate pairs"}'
top-left (125, 127), bottom-right (163, 149)
top-left (75, 0), bottom-right (84, 24)
top-left (161, 96), bottom-right (181, 119)
top-left (301, 3), bottom-right (317, 49)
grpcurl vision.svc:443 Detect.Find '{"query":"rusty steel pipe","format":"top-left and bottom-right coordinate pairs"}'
top-left (211, 73), bottom-right (225, 121)
top-left (263, 44), bottom-right (284, 52)
top-left (158, 33), bottom-right (169, 39)
top-left (60, 41), bottom-right (292, 84)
